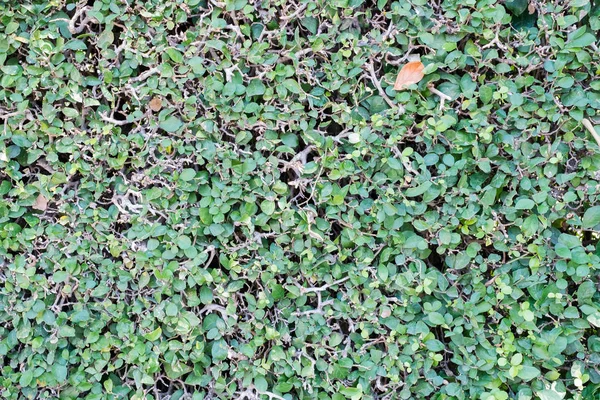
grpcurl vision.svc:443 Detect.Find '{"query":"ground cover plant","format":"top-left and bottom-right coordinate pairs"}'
top-left (1, 0), bottom-right (600, 399)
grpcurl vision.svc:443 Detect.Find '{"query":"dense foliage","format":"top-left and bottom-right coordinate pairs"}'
top-left (2, 0), bottom-right (600, 399)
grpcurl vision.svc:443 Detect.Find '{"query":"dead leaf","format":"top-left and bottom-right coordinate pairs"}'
top-left (32, 194), bottom-right (48, 211)
top-left (149, 96), bottom-right (163, 112)
top-left (394, 61), bottom-right (425, 90)
top-left (528, 2), bottom-right (536, 14)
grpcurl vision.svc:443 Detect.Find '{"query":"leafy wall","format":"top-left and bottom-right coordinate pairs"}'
top-left (1, 0), bottom-right (600, 399)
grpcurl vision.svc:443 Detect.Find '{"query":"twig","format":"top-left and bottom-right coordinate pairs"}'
top-left (280, 47), bottom-right (313, 62)
top-left (199, 304), bottom-right (236, 320)
top-left (69, 4), bottom-right (92, 35)
top-left (0, 110), bottom-right (24, 119)
top-left (427, 84), bottom-right (452, 110)
top-left (297, 276), bottom-right (350, 294)
top-left (365, 62), bottom-right (405, 114)
top-left (203, 245), bottom-right (216, 268)
top-left (280, 3), bottom-right (307, 21)
top-left (227, 232), bottom-right (278, 252)
top-left (279, 145), bottom-right (316, 176)
top-left (130, 67), bottom-right (160, 83)
top-left (292, 298), bottom-right (334, 316)
top-left (99, 112), bottom-right (141, 126)
top-left (582, 118), bottom-right (600, 149)
top-left (484, 275), bottom-right (498, 287)
top-left (256, 388), bottom-right (286, 400)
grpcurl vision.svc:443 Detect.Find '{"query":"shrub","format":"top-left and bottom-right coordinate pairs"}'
top-left (1, 0), bottom-right (600, 399)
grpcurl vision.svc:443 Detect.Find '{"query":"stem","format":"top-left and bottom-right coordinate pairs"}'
top-left (365, 62), bottom-right (405, 114)
top-left (427, 84), bottom-right (451, 110)
top-left (582, 118), bottom-right (600, 148)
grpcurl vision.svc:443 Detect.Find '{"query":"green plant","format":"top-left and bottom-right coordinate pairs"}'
top-left (1, 0), bottom-right (600, 399)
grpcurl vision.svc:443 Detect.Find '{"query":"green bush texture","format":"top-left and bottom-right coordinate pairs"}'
top-left (2, 0), bottom-right (600, 399)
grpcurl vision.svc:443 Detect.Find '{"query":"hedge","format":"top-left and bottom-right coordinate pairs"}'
top-left (1, 0), bottom-right (600, 399)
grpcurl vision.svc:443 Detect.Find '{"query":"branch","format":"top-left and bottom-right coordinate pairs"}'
top-left (130, 67), bottom-right (160, 83)
top-left (0, 110), bottom-right (24, 119)
top-left (199, 304), bottom-right (235, 320)
top-left (296, 276), bottom-right (350, 294)
top-left (279, 47), bottom-right (313, 62)
top-left (280, 3), bottom-right (307, 21)
top-left (99, 112), bottom-right (141, 126)
top-left (292, 298), bottom-right (334, 316)
top-left (427, 84), bottom-right (452, 110)
top-left (365, 62), bottom-right (405, 114)
top-left (69, 4), bottom-right (93, 35)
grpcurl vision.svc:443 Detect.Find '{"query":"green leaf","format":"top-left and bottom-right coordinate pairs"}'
top-left (405, 181), bottom-right (432, 197)
top-left (254, 376), bottom-right (268, 392)
top-left (180, 168), bottom-right (196, 181)
top-left (428, 312), bottom-right (445, 326)
top-left (71, 309), bottom-right (90, 323)
top-left (518, 365), bottom-right (541, 381)
top-left (504, 0), bottom-right (528, 15)
top-left (425, 339), bottom-right (445, 352)
top-left (283, 79), bottom-right (302, 94)
top-left (200, 286), bottom-right (213, 303)
top-left (536, 389), bottom-right (566, 400)
top-left (165, 48), bottom-right (183, 63)
top-left (19, 369), bottom-right (34, 387)
top-left (59, 325), bottom-right (76, 337)
top-left (52, 364), bottom-right (68, 382)
top-left (583, 206), bottom-right (600, 229)
top-left (166, 302), bottom-right (178, 316)
top-left (515, 199), bottom-right (535, 210)
top-left (144, 327), bottom-right (162, 341)
top-left (567, 28), bottom-right (596, 48)
top-left (340, 387), bottom-right (363, 400)
top-left (260, 200), bottom-right (276, 215)
top-left (211, 339), bottom-right (229, 361)
top-left (176, 235), bottom-right (192, 249)
top-left (587, 311), bottom-right (600, 327)
top-left (246, 79), bottom-right (266, 96)
top-left (160, 115), bottom-right (183, 132)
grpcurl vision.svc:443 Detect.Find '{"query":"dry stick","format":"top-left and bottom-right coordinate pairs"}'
top-left (365, 62), bottom-right (405, 114)
top-left (582, 118), bottom-right (600, 148)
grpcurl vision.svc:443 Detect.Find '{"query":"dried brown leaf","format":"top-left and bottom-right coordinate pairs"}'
top-left (528, 3), bottom-right (536, 14)
top-left (149, 96), bottom-right (163, 112)
top-left (394, 61), bottom-right (425, 90)
top-left (33, 194), bottom-right (48, 211)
